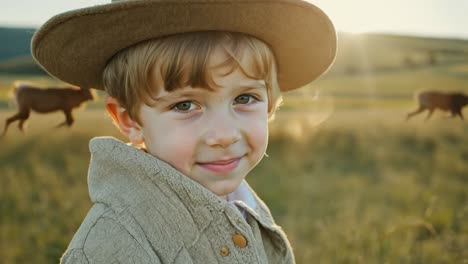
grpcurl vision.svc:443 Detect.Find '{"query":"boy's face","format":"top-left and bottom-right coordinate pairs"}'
top-left (133, 49), bottom-right (269, 197)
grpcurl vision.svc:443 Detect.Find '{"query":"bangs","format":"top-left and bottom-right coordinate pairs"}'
top-left (143, 31), bottom-right (275, 102)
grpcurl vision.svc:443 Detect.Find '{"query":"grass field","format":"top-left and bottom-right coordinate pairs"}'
top-left (1, 33), bottom-right (468, 263)
top-left (1, 106), bottom-right (467, 263)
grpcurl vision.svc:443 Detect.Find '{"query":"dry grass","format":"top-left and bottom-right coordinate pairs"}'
top-left (1, 106), bottom-right (467, 263)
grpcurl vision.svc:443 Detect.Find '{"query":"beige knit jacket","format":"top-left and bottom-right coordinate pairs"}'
top-left (60, 137), bottom-right (295, 263)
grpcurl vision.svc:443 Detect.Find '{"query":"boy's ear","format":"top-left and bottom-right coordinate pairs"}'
top-left (105, 96), bottom-right (144, 144)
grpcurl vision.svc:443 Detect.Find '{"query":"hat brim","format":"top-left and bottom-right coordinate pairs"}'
top-left (32, 0), bottom-right (336, 91)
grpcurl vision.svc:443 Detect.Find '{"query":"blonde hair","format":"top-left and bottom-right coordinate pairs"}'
top-left (103, 31), bottom-right (282, 124)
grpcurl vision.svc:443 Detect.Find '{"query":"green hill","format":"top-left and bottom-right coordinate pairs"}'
top-left (0, 27), bottom-right (37, 61)
top-left (0, 27), bottom-right (46, 75)
top-left (329, 33), bottom-right (468, 75)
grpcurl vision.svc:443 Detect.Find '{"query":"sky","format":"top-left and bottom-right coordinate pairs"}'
top-left (1, 0), bottom-right (468, 40)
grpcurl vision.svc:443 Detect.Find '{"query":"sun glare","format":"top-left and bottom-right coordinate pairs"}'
top-left (307, 0), bottom-right (467, 38)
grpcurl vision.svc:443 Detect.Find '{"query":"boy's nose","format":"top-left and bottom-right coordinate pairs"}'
top-left (204, 120), bottom-right (241, 148)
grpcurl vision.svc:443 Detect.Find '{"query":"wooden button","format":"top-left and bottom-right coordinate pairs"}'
top-left (232, 234), bottom-right (248, 248)
top-left (220, 246), bottom-right (230, 257)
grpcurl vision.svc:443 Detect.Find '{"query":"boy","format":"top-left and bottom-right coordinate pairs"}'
top-left (32, 0), bottom-right (336, 263)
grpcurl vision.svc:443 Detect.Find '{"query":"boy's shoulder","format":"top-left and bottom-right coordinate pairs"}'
top-left (62, 203), bottom-right (160, 263)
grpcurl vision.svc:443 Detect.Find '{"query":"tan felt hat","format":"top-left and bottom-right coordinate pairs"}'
top-left (32, 0), bottom-right (337, 91)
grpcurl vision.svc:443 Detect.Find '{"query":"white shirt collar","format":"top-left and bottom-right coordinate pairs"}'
top-left (227, 181), bottom-right (257, 218)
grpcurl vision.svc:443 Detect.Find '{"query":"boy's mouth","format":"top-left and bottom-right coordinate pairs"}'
top-left (197, 157), bottom-right (242, 174)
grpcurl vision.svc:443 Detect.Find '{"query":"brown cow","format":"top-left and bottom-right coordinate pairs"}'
top-left (406, 91), bottom-right (468, 121)
top-left (2, 82), bottom-right (95, 136)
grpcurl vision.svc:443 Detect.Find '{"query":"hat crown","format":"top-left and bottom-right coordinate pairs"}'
top-left (33, 0), bottom-right (337, 91)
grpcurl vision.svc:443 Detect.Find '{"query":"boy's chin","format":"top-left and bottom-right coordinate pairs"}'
top-left (209, 181), bottom-right (242, 198)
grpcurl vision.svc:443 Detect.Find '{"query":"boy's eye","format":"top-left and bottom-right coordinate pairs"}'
top-left (173, 101), bottom-right (196, 111)
top-left (234, 94), bottom-right (257, 104)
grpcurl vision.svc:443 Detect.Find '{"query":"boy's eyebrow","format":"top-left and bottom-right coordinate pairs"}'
top-left (154, 90), bottom-right (194, 103)
top-left (238, 82), bottom-right (266, 90)
top-left (154, 88), bottom-right (207, 103)
top-left (154, 82), bottom-right (267, 102)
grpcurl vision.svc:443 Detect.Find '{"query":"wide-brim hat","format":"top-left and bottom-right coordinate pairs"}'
top-left (32, 0), bottom-right (337, 91)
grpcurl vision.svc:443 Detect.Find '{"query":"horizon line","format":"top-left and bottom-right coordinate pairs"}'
top-left (1, 24), bottom-right (467, 42)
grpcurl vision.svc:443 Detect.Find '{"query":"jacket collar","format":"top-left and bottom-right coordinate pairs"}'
top-left (87, 137), bottom-right (277, 233)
